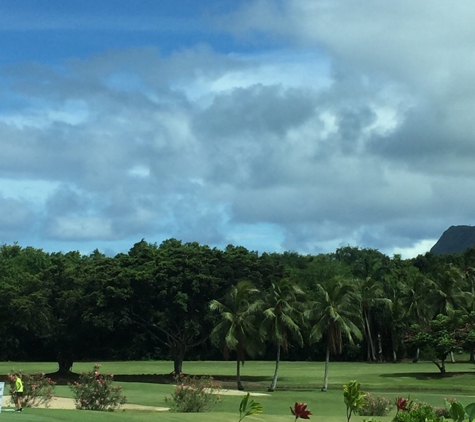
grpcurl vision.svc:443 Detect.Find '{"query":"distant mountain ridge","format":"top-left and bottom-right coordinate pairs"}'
top-left (430, 225), bottom-right (475, 255)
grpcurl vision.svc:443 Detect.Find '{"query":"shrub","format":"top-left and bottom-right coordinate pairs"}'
top-left (433, 397), bottom-right (457, 419)
top-left (358, 393), bottom-right (394, 416)
top-left (165, 375), bottom-right (221, 412)
top-left (393, 402), bottom-right (438, 422)
top-left (7, 371), bottom-right (55, 408)
top-left (69, 364), bottom-right (126, 411)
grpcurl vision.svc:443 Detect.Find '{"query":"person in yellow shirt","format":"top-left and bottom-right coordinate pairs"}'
top-left (14, 374), bottom-right (23, 412)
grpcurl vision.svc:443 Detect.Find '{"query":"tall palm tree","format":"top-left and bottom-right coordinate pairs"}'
top-left (308, 277), bottom-right (362, 391)
top-left (357, 270), bottom-right (391, 362)
top-left (401, 268), bottom-right (433, 362)
top-left (261, 278), bottom-right (305, 392)
top-left (210, 281), bottom-right (263, 390)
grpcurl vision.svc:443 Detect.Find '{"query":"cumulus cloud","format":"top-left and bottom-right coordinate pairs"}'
top-left (1, 1), bottom-right (474, 256)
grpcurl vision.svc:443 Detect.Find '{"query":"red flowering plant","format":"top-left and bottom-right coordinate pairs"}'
top-left (290, 402), bottom-right (312, 420)
top-left (396, 396), bottom-right (413, 413)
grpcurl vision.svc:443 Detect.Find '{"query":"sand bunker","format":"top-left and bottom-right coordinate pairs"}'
top-left (1, 389), bottom-right (268, 411)
top-left (1, 395), bottom-right (168, 411)
top-left (205, 389), bottom-right (270, 397)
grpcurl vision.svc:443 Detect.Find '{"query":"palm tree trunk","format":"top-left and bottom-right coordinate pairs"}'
top-left (321, 345), bottom-right (330, 392)
top-left (268, 345), bottom-right (280, 392)
top-left (364, 311), bottom-right (376, 361)
top-left (236, 360), bottom-right (244, 390)
top-left (413, 347), bottom-right (420, 363)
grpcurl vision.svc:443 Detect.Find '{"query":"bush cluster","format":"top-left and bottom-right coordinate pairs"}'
top-left (393, 402), bottom-right (438, 422)
top-left (7, 371), bottom-right (55, 408)
top-left (69, 364), bottom-right (126, 411)
top-left (358, 393), bottom-right (394, 416)
top-left (165, 375), bottom-right (221, 412)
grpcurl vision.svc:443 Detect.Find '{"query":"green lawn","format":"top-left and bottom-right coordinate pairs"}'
top-left (1, 359), bottom-right (475, 422)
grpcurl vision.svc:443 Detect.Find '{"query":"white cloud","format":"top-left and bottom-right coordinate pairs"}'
top-left (1, 2), bottom-right (474, 256)
top-left (48, 216), bottom-right (115, 241)
top-left (392, 239), bottom-right (436, 259)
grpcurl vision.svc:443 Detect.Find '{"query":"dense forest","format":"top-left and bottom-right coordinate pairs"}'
top-left (2, 239), bottom-right (474, 378)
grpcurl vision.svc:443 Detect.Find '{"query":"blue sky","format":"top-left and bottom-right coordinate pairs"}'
top-left (1, 0), bottom-right (474, 258)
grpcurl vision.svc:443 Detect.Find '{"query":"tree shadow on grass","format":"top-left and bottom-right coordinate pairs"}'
top-left (0, 372), bottom-right (270, 387)
top-left (379, 371), bottom-right (475, 380)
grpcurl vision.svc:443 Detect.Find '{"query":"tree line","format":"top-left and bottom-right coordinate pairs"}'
top-left (2, 239), bottom-right (475, 389)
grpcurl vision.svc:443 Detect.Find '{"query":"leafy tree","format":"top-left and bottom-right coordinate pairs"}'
top-left (43, 251), bottom-right (87, 374)
top-left (308, 277), bottom-right (362, 391)
top-left (406, 314), bottom-right (462, 374)
top-left (0, 244), bottom-right (53, 360)
top-left (127, 239), bottom-right (226, 374)
top-left (210, 281), bottom-right (263, 390)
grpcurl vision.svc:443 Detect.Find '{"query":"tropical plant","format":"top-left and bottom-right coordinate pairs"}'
top-left (210, 280), bottom-right (263, 390)
top-left (290, 402), bottom-right (312, 420)
top-left (238, 393), bottom-right (264, 421)
top-left (308, 277), bottom-right (363, 391)
top-left (393, 402), bottom-right (438, 422)
top-left (261, 278), bottom-right (305, 392)
top-left (343, 380), bottom-right (366, 422)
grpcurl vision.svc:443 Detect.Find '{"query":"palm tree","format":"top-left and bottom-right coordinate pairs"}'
top-left (210, 281), bottom-right (263, 390)
top-left (261, 278), bottom-right (305, 392)
top-left (308, 277), bottom-right (362, 391)
top-left (427, 265), bottom-right (470, 317)
top-left (357, 268), bottom-right (391, 362)
top-left (402, 268), bottom-right (433, 362)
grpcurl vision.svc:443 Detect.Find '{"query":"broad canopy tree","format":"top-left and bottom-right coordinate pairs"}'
top-left (126, 239), bottom-right (227, 374)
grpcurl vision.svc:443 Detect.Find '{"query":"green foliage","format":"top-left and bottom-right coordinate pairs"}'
top-left (238, 392), bottom-right (264, 421)
top-left (406, 314), bottom-right (462, 373)
top-left (7, 371), bottom-right (55, 408)
top-left (465, 402), bottom-right (475, 422)
top-left (69, 364), bottom-right (126, 411)
top-left (210, 280), bottom-right (263, 389)
top-left (165, 376), bottom-right (221, 413)
top-left (435, 400), bottom-right (475, 422)
top-left (393, 402), bottom-right (438, 422)
top-left (357, 393), bottom-right (394, 416)
top-left (449, 400), bottom-right (466, 422)
top-left (343, 380), bottom-right (366, 422)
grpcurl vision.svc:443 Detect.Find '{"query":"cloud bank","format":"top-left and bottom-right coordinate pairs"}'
top-left (1, 0), bottom-right (474, 258)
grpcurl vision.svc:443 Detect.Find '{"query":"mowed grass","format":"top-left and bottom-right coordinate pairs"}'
top-left (1, 359), bottom-right (475, 422)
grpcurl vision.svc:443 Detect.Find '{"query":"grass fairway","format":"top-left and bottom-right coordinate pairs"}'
top-left (1, 359), bottom-right (475, 421)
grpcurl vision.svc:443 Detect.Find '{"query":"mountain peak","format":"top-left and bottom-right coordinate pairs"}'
top-left (430, 225), bottom-right (475, 255)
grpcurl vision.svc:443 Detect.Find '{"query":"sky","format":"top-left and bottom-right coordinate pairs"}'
top-left (1, 0), bottom-right (474, 259)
